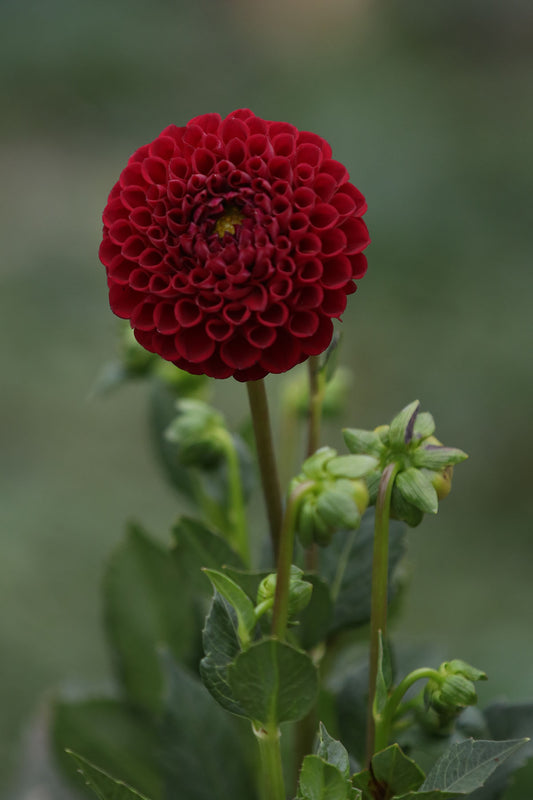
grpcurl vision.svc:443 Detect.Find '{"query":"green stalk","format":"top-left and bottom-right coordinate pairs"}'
top-left (374, 667), bottom-right (441, 753)
top-left (366, 461), bottom-right (400, 763)
top-left (246, 379), bottom-right (283, 562)
top-left (253, 722), bottom-right (286, 800)
top-left (305, 356), bottom-right (325, 573)
top-left (271, 481), bottom-right (313, 641)
top-left (218, 429), bottom-right (250, 565)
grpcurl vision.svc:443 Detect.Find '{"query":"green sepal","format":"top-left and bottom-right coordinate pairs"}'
top-left (389, 400), bottom-right (420, 447)
top-left (327, 454), bottom-right (379, 479)
top-left (67, 751), bottom-right (152, 800)
top-left (396, 468), bottom-right (439, 514)
top-left (302, 447), bottom-right (337, 479)
top-left (444, 659), bottom-right (487, 682)
top-left (412, 446), bottom-right (468, 470)
top-left (343, 428), bottom-right (384, 457)
top-left (202, 568), bottom-right (256, 648)
top-left (371, 743), bottom-right (425, 795)
top-left (412, 411), bottom-right (436, 440)
top-left (316, 487), bottom-right (361, 530)
top-left (228, 637), bottom-right (318, 725)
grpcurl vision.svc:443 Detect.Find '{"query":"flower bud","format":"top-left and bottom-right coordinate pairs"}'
top-left (256, 566), bottom-right (313, 618)
top-left (424, 659), bottom-right (487, 722)
top-left (292, 448), bottom-right (373, 547)
top-left (165, 399), bottom-right (227, 468)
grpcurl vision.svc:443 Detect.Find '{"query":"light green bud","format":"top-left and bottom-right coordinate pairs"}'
top-left (165, 399), bottom-right (227, 468)
top-left (256, 566), bottom-right (312, 617)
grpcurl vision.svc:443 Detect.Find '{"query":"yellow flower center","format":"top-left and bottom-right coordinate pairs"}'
top-left (215, 205), bottom-right (245, 238)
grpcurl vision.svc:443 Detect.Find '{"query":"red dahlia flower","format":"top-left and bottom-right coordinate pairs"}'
top-left (99, 109), bottom-right (369, 382)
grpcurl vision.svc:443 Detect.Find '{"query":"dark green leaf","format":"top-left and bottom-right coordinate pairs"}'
top-left (468, 702), bottom-right (533, 800)
top-left (104, 523), bottom-right (197, 712)
top-left (160, 652), bottom-right (255, 800)
top-left (202, 569), bottom-right (256, 647)
top-left (316, 723), bottom-right (351, 778)
top-left (228, 638), bottom-right (318, 725)
top-left (319, 510), bottom-right (406, 635)
top-left (296, 574), bottom-right (333, 650)
top-left (419, 739), bottom-right (528, 794)
top-left (67, 751), bottom-right (151, 800)
top-left (297, 755), bottom-right (353, 800)
top-left (200, 594), bottom-right (244, 716)
top-left (371, 743), bottom-right (425, 795)
top-left (53, 697), bottom-right (161, 800)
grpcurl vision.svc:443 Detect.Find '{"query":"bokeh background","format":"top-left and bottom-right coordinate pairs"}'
top-left (2, 0), bottom-right (532, 796)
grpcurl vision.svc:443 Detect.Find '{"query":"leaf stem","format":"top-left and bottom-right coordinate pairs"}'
top-left (374, 667), bottom-right (441, 752)
top-left (246, 379), bottom-right (283, 562)
top-left (366, 461), bottom-right (400, 762)
top-left (271, 481), bottom-right (314, 641)
top-left (253, 722), bottom-right (286, 800)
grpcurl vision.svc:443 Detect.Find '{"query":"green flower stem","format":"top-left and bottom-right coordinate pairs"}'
top-left (374, 667), bottom-right (441, 753)
top-left (305, 356), bottom-right (326, 572)
top-left (366, 461), bottom-right (400, 763)
top-left (271, 481), bottom-right (314, 641)
top-left (218, 429), bottom-right (250, 565)
top-left (246, 379), bottom-right (283, 562)
top-left (306, 355), bottom-right (325, 457)
top-left (253, 722), bottom-right (286, 800)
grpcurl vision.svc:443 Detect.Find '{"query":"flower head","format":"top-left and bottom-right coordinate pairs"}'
top-left (99, 109), bottom-right (369, 381)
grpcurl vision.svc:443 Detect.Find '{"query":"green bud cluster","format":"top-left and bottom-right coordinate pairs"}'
top-left (165, 399), bottom-right (228, 469)
top-left (291, 447), bottom-right (376, 547)
top-left (344, 400), bottom-right (468, 527)
top-left (424, 659), bottom-right (487, 726)
top-left (256, 566), bottom-right (313, 619)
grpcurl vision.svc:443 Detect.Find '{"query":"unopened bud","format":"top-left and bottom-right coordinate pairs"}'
top-left (256, 566), bottom-right (312, 618)
top-left (165, 399), bottom-right (227, 468)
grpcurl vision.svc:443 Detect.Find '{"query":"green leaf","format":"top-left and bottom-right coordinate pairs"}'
top-left (371, 744), bottom-right (425, 795)
top-left (296, 574), bottom-right (333, 650)
top-left (396, 468), bottom-right (439, 514)
top-left (297, 755), bottom-right (354, 800)
top-left (160, 652), bottom-right (255, 800)
top-left (200, 594), bottom-right (244, 716)
top-left (412, 446), bottom-right (468, 470)
top-left (315, 723), bottom-right (351, 779)
top-left (389, 400), bottom-right (420, 447)
top-left (468, 702), bottom-right (533, 799)
top-left (103, 523), bottom-right (197, 712)
top-left (319, 509), bottom-right (406, 634)
top-left (327, 455), bottom-right (379, 479)
top-left (67, 751), bottom-right (151, 800)
top-left (53, 698), bottom-right (161, 800)
top-left (228, 638), bottom-right (318, 725)
top-left (202, 569), bottom-right (256, 647)
top-left (374, 633), bottom-right (389, 717)
top-left (419, 738), bottom-right (528, 794)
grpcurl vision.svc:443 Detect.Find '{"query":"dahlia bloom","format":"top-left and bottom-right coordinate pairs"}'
top-left (99, 109), bottom-right (369, 381)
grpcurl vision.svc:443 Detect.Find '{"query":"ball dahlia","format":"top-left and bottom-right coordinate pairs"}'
top-left (99, 109), bottom-right (369, 382)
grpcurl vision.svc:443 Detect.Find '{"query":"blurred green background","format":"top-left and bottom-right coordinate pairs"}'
top-left (1, 0), bottom-right (532, 796)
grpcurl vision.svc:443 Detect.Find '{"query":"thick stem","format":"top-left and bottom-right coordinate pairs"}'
top-left (246, 379), bottom-right (283, 562)
top-left (366, 462), bottom-right (400, 763)
top-left (253, 723), bottom-right (286, 800)
top-left (374, 667), bottom-right (441, 753)
top-left (271, 481), bottom-right (313, 641)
